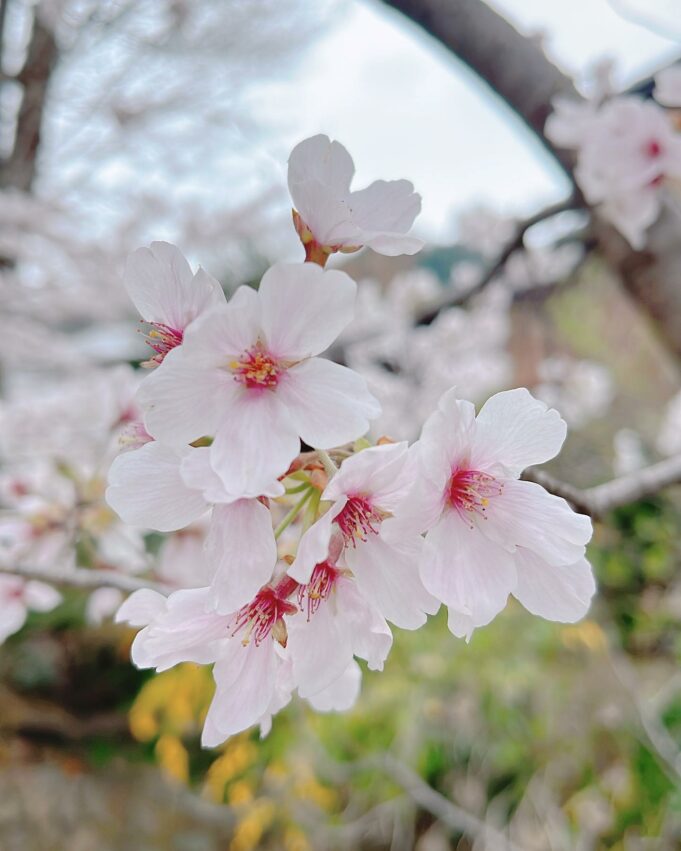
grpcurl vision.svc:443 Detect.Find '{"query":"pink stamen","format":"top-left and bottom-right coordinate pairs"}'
top-left (141, 322), bottom-right (184, 367)
top-left (335, 496), bottom-right (384, 547)
top-left (448, 469), bottom-right (503, 523)
top-left (645, 139), bottom-right (662, 159)
top-left (230, 585), bottom-right (298, 647)
top-left (231, 343), bottom-right (281, 390)
top-left (298, 561), bottom-right (340, 620)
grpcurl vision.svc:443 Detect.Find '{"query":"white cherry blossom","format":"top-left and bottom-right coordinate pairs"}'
top-left (407, 388), bottom-right (595, 640)
top-left (136, 262), bottom-right (380, 497)
top-left (125, 241), bottom-right (225, 366)
top-left (288, 134), bottom-right (423, 261)
top-left (654, 66), bottom-right (681, 108)
top-left (0, 575), bottom-right (62, 643)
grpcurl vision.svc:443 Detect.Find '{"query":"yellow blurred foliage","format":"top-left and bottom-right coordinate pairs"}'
top-left (155, 734), bottom-right (189, 783)
top-left (230, 799), bottom-right (276, 851)
top-left (204, 735), bottom-right (258, 802)
top-left (561, 620), bottom-right (608, 653)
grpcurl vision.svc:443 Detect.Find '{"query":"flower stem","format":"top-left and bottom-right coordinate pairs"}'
top-left (274, 488), bottom-right (314, 539)
top-left (317, 449), bottom-right (338, 478)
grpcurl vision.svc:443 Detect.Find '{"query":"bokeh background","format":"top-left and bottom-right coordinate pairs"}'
top-left (2, 1), bottom-right (681, 848)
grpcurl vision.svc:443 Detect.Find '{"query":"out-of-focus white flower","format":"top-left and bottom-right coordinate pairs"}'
top-left (86, 587), bottom-right (125, 625)
top-left (546, 97), bottom-right (600, 149)
top-left (534, 356), bottom-right (614, 429)
top-left (406, 388), bottom-right (595, 639)
top-left (613, 428), bottom-right (647, 477)
top-left (288, 135), bottom-right (423, 260)
top-left (125, 241), bottom-right (225, 367)
top-left (0, 575), bottom-right (61, 643)
top-left (137, 263), bottom-right (379, 497)
top-left (157, 523), bottom-right (211, 589)
top-left (654, 66), bottom-right (681, 108)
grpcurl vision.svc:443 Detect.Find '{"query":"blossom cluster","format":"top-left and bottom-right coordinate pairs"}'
top-left (546, 66), bottom-right (681, 249)
top-left (106, 136), bottom-right (596, 747)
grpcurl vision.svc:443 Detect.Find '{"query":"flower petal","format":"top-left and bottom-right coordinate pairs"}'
top-left (513, 548), bottom-right (596, 623)
top-left (288, 499), bottom-right (345, 584)
top-left (288, 135), bottom-right (355, 201)
top-left (206, 500), bottom-right (277, 613)
top-left (259, 263), bottom-right (356, 359)
top-left (470, 388), bottom-right (567, 476)
top-left (107, 442), bottom-right (208, 532)
top-left (323, 442), bottom-right (414, 512)
top-left (306, 660), bottom-right (362, 712)
top-left (279, 358), bottom-right (380, 449)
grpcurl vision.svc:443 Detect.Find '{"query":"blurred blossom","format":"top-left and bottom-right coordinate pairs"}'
top-left (656, 389), bottom-right (681, 456)
top-left (612, 428), bottom-right (647, 476)
top-left (534, 356), bottom-right (614, 429)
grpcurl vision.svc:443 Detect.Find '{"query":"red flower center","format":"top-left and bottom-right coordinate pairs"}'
top-left (645, 139), bottom-right (663, 159)
top-left (298, 561), bottom-right (341, 619)
top-left (231, 585), bottom-right (298, 646)
top-left (447, 469), bottom-right (503, 520)
top-left (335, 496), bottom-right (384, 547)
top-left (231, 343), bottom-right (281, 390)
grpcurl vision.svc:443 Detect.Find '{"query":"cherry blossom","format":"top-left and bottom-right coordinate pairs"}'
top-left (288, 134), bottom-right (423, 263)
top-left (654, 66), bottom-right (681, 108)
top-left (125, 241), bottom-right (225, 367)
top-left (136, 262), bottom-right (380, 497)
top-left (289, 442), bottom-right (438, 629)
top-left (0, 575), bottom-right (61, 643)
top-left (406, 388), bottom-right (595, 640)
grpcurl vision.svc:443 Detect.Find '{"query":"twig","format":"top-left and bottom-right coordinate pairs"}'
top-left (523, 453), bottom-right (681, 518)
top-left (0, 564), bottom-right (169, 594)
top-left (416, 196), bottom-right (583, 324)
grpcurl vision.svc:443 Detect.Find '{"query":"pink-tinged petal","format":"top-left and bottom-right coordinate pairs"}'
top-left (107, 442), bottom-right (208, 532)
top-left (129, 588), bottom-right (228, 672)
top-left (115, 588), bottom-right (167, 626)
top-left (481, 479), bottom-right (592, 566)
top-left (279, 358), bottom-right (380, 449)
top-left (0, 598), bottom-right (28, 642)
top-left (288, 135), bottom-right (355, 201)
top-left (340, 580), bottom-right (393, 671)
top-left (180, 288), bottom-right (261, 365)
top-left (288, 595), bottom-right (354, 698)
top-left (259, 263), bottom-right (356, 360)
top-left (470, 388), bottom-right (567, 476)
top-left (363, 232), bottom-right (424, 256)
top-left (24, 581), bottom-right (61, 612)
top-left (421, 510), bottom-right (516, 634)
top-left (512, 549), bottom-right (596, 623)
top-left (445, 608), bottom-right (477, 643)
top-left (418, 390), bottom-right (477, 486)
top-left (137, 346), bottom-right (235, 446)
top-left (306, 660), bottom-right (362, 712)
top-left (203, 640), bottom-right (277, 745)
top-left (393, 473), bottom-right (446, 537)
top-left (125, 243), bottom-right (194, 328)
top-left (288, 499), bottom-right (345, 584)
top-left (181, 448), bottom-right (285, 504)
top-left (323, 442), bottom-right (414, 512)
top-left (211, 391), bottom-right (301, 497)
top-left (349, 179), bottom-right (421, 234)
top-left (206, 501), bottom-right (277, 614)
top-left (289, 178), bottom-right (359, 246)
top-left (345, 534), bottom-right (438, 630)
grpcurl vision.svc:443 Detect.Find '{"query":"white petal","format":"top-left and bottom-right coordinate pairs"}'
top-left (137, 346), bottom-right (234, 446)
top-left (203, 640), bottom-right (277, 745)
top-left (288, 178), bottom-right (359, 246)
top-left (0, 598), bottom-right (27, 642)
top-left (341, 580), bottom-right (393, 670)
top-left (278, 358), bottom-right (380, 449)
top-left (180, 288), bottom-right (261, 365)
top-left (481, 479), bottom-right (592, 565)
top-left (654, 66), bottom-right (681, 108)
top-left (306, 660), bottom-right (362, 712)
top-left (205, 501), bottom-right (277, 613)
top-left (288, 597), bottom-right (354, 698)
top-left (323, 442), bottom-right (414, 512)
top-left (288, 500), bottom-right (344, 584)
top-left (259, 263), bottom-right (356, 359)
top-left (363, 232), bottom-right (424, 256)
top-left (288, 135), bottom-right (355, 200)
top-left (24, 581), bottom-right (61, 612)
top-left (421, 510), bottom-right (516, 635)
top-left (513, 548), bottom-right (596, 622)
top-left (210, 391), bottom-right (300, 497)
top-left (115, 588), bottom-right (167, 626)
top-left (348, 179), bottom-right (422, 255)
top-left (86, 587), bottom-right (124, 625)
top-left (346, 534), bottom-right (438, 629)
top-left (180, 447), bottom-right (284, 503)
top-left (471, 388), bottom-right (567, 476)
top-left (418, 390), bottom-right (477, 485)
top-left (107, 442), bottom-right (208, 532)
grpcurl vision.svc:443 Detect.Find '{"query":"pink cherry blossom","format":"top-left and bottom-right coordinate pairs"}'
top-left (407, 388), bottom-right (595, 640)
top-left (289, 442), bottom-right (438, 629)
top-left (125, 241), bottom-right (225, 366)
top-left (136, 262), bottom-right (380, 497)
top-left (288, 135), bottom-right (423, 261)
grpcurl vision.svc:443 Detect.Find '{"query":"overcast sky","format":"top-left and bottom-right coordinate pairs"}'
top-left (249, 0), bottom-right (681, 242)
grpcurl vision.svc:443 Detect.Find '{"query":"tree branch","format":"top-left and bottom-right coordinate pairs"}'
top-left (0, 564), bottom-right (169, 594)
top-left (524, 453), bottom-right (681, 518)
top-left (416, 195), bottom-right (582, 324)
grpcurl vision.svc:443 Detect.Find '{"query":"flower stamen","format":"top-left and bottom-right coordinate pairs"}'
top-left (448, 469), bottom-right (503, 525)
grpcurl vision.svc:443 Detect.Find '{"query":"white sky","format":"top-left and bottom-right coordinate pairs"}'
top-left (248, 0), bottom-right (681, 242)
